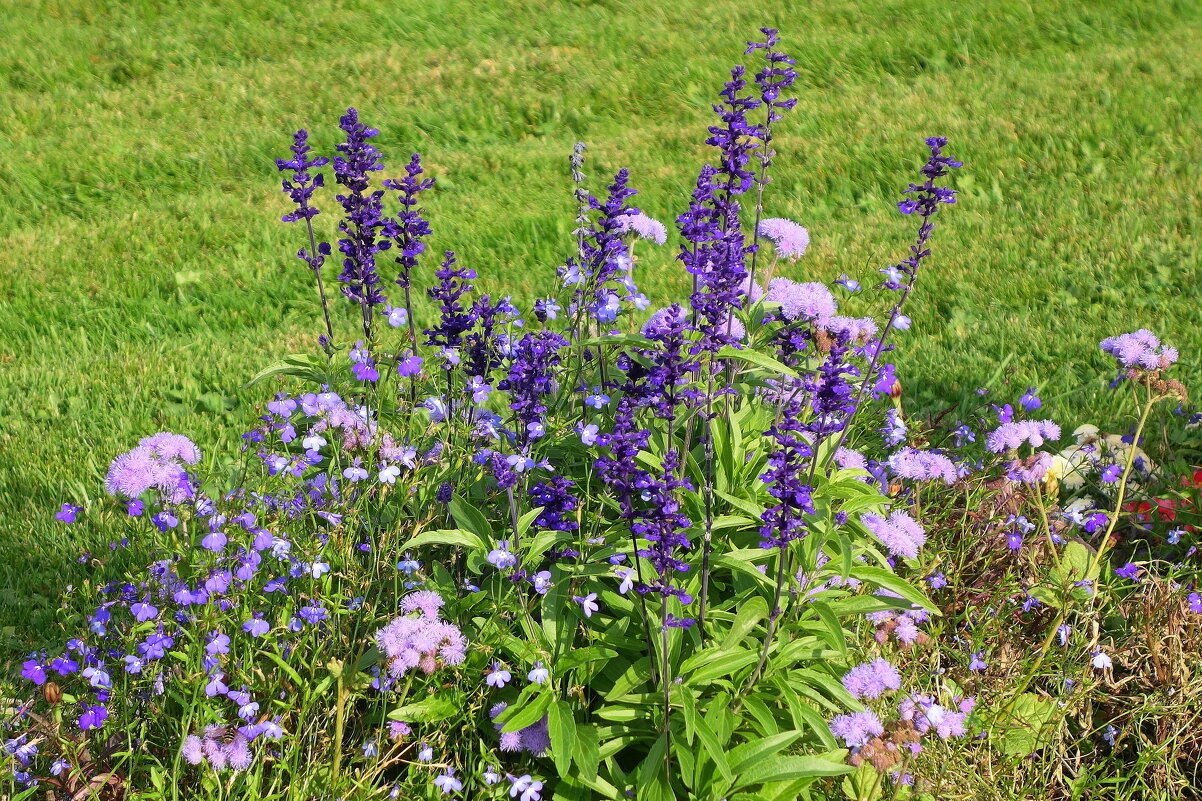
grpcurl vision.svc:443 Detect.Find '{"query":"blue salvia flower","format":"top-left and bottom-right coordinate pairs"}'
top-left (383, 153), bottom-right (434, 345)
top-left (759, 397), bottom-right (816, 549)
top-left (277, 130), bottom-right (329, 226)
top-left (528, 476), bottom-right (579, 533)
top-left (633, 450), bottom-right (695, 613)
top-left (333, 108), bottom-right (393, 332)
top-left (637, 305), bottom-right (700, 423)
top-left (463, 294), bottom-right (516, 378)
top-left (595, 397), bottom-right (652, 521)
top-left (887, 137), bottom-right (962, 286)
top-left (276, 130), bottom-right (336, 344)
top-left (745, 28), bottom-right (798, 125)
top-left (499, 331), bottom-right (570, 447)
top-left (423, 251), bottom-right (477, 351)
top-left (564, 169), bottom-right (639, 325)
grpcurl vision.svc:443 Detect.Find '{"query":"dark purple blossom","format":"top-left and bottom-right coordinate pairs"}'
top-left (332, 108), bottom-right (393, 325)
top-left (498, 331), bottom-right (569, 446)
top-left (423, 251), bottom-right (477, 350)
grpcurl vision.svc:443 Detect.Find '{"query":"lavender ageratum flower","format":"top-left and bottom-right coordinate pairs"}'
top-left (104, 444), bottom-right (182, 498)
top-left (140, 432), bottom-right (202, 464)
top-left (498, 331), bottom-right (569, 446)
top-left (861, 511), bottom-right (926, 559)
top-left (424, 251), bottom-right (477, 350)
top-left (376, 606), bottom-right (467, 677)
top-left (900, 695), bottom-right (968, 740)
top-left (841, 658), bottom-right (902, 699)
top-left (1101, 329), bottom-right (1177, 371)
top-left (764, 278), bottom-right (835, 323)
top-left (400, 590), bottom-right (445, 617)
top-left (616, 210), bottom-right (668, 245)
top-left (985, 420), bottom-right (1061, 453)
top-left (181, 735), bottom-right (204, 765)
top-left (1006, 452), bottom-right (1054, 483)
top-left (332, 108), bottom-right (393, 322)
top-left (826, 316), bottom-right (878, 344)
top-left (829, 710), bottom-right (884, 747)
top-left (756, 218), bottom-right (809, 259)
top-left (888, 447), bottom-right (958, 484)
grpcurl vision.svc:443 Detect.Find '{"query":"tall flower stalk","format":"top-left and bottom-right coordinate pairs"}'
top-left (332, 108), bottom-right (392, 343)
top-left (830, 136), bottom-right (961, 458)
top-left (276, 130), bottom-right (336, 350)
top-left (743, 28), bottom-right (798, 302)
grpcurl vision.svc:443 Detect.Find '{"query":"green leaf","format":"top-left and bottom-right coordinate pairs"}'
top-left (263, 649), bottom-right (304, 687)
top-left (721, 595), bottom-right (769, 650)
top-left (388, 692), bottom-right (462, 723)
top-left (718, 345), bottom-right (799, 377)
top-left (573, 723), bottom-right (601, 781)
top-left (694, 712), bottom-right (735, 784)
top-left (716, 489), bottom-right (766, 520)
top-left (851, 566), bottom-right (937, 614)
top-left (549, 701), bottom-right (577, 776)
top-left (994, 693), bottom-right (1057, 756)
top-left (498, 686), bottom-right (553, 733)
top-left (449, 496), bottom-right (493, 543)
top-left (728, 731), bottom-right (804, 775)
top-left (734, 755), bottom-right (853, 789)
top-left (808, 601), bottom-right (849, 658)
top-left (399, 528), bottom-right (487, 552)
top-left (245, 353), bottom-right (329, 388)
top-left (576, 333), bottom-right (651, 348)
top-left (686, 649), bottom-right (759, 684)
top-left (1049, 541), bottom-right (1101, 586)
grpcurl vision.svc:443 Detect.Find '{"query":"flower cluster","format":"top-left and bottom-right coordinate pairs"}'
top-left (376, 592), bottom-right (468, 677)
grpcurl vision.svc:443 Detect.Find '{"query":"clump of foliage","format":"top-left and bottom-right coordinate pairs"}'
top-left (4, 25), bottom-right (1199, 801)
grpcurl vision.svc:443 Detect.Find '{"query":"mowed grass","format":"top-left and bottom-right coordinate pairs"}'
top-left (1, 0), bottom-right (1201, 660)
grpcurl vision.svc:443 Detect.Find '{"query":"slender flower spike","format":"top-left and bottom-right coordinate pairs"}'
top-left (332, 108), bottom-right (391, 320)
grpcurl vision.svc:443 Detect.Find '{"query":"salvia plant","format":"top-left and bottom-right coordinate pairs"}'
top-left (6, 25), bottom-right (1197, 801)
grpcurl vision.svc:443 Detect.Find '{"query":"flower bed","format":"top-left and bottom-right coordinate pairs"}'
top-left (5, 26), bottom-right (1200, 801)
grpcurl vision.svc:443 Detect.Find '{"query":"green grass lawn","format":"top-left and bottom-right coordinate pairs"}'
top-left (2, 0), bottom-right (1200, 660)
